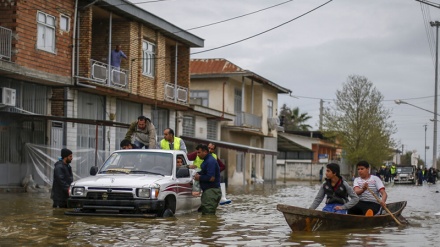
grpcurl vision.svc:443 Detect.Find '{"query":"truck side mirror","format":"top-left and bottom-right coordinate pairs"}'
top-left (90, 166), bottom-right (99, 176)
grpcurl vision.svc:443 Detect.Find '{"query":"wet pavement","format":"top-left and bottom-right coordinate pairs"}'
top-left (0, 181), bottom-right (439, 246)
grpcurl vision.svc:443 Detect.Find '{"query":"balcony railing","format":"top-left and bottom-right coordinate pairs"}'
top-left (90, 59), bottom-right (128, 88)
top-left (164, 82), bottom-right (188, 104)
top-left (235, 112), bottom-right (262, 129)
top-left (0, 26), bottom-right (12, 61)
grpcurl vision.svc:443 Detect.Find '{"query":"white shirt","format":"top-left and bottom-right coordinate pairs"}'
top-left (353, 175), bottom-right (384, 203)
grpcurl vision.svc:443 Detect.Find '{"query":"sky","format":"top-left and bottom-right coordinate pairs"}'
top-left (130, 0), bottom-right (440, 166)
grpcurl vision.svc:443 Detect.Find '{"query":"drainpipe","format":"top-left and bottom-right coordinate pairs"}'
top-left (251, 79), bottom-right (254, 114)
top-left (174, 42), bottom-right (178, 103)
top-left (72, 0), bottom-right (78, 81)
top-left (107, 12), bottom-right (112, 86)
top-left (221, 81), bottom-right (226, 118)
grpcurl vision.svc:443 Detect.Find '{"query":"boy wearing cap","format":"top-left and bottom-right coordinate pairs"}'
top-left (309, 163), bottom-right (359, 214)
top-left (125, 115), bottom-right (157, 149)
top-left (51, 148), bottom-right (73, 208)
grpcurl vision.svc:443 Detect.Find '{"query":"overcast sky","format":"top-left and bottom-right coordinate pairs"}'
top-left (131, 0), bottom-right (440, 166)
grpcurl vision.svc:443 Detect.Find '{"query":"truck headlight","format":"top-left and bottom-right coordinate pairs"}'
top-left (137, 188), bottom-right (151, 198)
top-left (72, 187), bottom-right (85, 196)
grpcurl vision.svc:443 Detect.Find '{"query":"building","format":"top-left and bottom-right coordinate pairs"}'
top-left (0, 0), bottom-right (203, 186)
top-left (277, 131), bottom-right (342, 181)
top-left (186, 58), bottom-right (291, 185)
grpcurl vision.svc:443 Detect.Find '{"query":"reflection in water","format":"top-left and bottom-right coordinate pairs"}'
top-left (0, 182), bottom-right (439, 246)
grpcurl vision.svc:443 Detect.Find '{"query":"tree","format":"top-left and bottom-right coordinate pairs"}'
top-left (279, 104), bottom-right (312, 131)
top-left (322, 75), bottom-right (396, 166)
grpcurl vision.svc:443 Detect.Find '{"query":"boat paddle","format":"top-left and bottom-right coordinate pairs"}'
top-left (366, 187), bottom-right (402, 226)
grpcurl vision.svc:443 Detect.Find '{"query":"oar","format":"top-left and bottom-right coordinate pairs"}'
top-left (366, 187), bottom-right (402, 226)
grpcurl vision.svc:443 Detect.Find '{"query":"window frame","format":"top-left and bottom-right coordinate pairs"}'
top-left (190, 90), bottom-right (209, 107)
top-left (60, 14), bottom-right (70, 32)
top-left (142, 40), bottom-right (156, 77)
top-left (36, 11), bottom-right (56, 53)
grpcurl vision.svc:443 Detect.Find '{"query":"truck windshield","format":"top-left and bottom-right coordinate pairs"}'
top-left (397, 167), bottom-right (413, 173)
top-left (99, 151), bottom-right (173, 176)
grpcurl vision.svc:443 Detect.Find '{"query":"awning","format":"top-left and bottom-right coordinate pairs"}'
top-left (277, 133), bottom-right (313, 152)
top-left (0, 110), bottom-right (130, 128)
top-left (181, 136), bottom-right (278, 155)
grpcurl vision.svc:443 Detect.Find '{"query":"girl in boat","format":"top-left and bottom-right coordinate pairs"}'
top-left (309, 163), bottom-right (359, 214)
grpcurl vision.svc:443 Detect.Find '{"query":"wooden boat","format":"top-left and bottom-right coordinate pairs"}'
top-left (277, 201), bottom-right (407, 232)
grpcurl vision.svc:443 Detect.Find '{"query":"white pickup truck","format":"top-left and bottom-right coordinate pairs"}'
top-left (66, 149), bottom-right (200, 217)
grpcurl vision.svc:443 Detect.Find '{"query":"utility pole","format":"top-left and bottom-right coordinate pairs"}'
top-left (319, 99), bottom-right (323, 131)
top-left (431, 21), bottom-right (440, 169)
top-left (424, 124), bottom-right (428, 167)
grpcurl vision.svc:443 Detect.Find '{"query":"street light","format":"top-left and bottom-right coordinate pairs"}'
top-left (394, 99), bottom-right (439, 116)
top-left (395, 99), bottom-right (438, 169)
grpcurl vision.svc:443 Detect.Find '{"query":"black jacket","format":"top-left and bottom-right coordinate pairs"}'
top-left (323, 177), bottom-right (348, 205)
top-left (52, 160), bottom-right (73, 202)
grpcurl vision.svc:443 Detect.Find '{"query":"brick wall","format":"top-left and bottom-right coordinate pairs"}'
top-left (51, 88), bottom-right (64, 116)
top-left (78, 7), bottom-right (92, 78)
top-left (10, 0), bottom-right (74, 77)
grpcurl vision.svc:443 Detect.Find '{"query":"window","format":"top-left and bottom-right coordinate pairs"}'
top-left (207, 119), bottom-right (218, 140)
top-left (60, 15), bottom-right (70, 32)
top-left (37, 11), bottom-right (56, 53)
top-left (182, 115), bottom-right (195, 137)
top-left (267, 99), bottom-right (273, 118)
top-left (190, 90), bottom-right (209, 107)
top-left (152, 108), bottom-right (169, 140)
top-left (142, 40), bottom-right (155, 77)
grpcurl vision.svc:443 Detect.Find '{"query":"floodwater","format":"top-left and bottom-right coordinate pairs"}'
top-left (0, 181), bottom-right (439, 246)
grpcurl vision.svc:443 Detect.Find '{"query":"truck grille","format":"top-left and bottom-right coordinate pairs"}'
top-left (87, 192), bottom-right (134, 200)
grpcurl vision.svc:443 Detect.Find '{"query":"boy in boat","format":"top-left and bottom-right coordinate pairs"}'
top-left (348, 160), bottom-right (388, 215)
top-left (309, 163), bottom-right (359, 214)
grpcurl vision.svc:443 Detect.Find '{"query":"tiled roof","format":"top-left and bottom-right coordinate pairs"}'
top-left (190, 58), bottom-right (244, 74)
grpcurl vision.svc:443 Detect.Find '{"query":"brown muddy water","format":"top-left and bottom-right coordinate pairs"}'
top-left (0, 181), bottom-right (439, 246)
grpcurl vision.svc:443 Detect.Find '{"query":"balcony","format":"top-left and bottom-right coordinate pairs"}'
top-left (90, 59), bottom-right (128, 89)
top-left (164, 82), bottom-right (188, 104)
top-left (0, 26), bottom-right (12, 61)
top-left (235, 112), bottom-right (262, 129)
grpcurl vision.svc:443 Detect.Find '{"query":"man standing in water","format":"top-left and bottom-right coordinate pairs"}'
top-left (194, 144), bottom-right (221, 215)
top-left (51, 148), bottom-right (73, 208)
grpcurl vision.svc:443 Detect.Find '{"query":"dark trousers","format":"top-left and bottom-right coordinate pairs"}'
top-left (200, 187), bottom-right (221, 215)
top-left (348, 201), bottom-right (381, 215)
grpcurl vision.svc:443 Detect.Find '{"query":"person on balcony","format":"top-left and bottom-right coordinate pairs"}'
top-left (110, 44), bottom-right (127, 84)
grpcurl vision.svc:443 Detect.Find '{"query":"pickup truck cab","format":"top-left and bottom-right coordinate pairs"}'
top-left (394, 165), bottom-right (416, 184)
top-left (67, 149), bottom-right (200, 217)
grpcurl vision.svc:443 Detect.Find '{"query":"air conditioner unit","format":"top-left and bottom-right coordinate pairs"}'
top-left (267, 117), bottom-right (280, 130)
top-left (0, 87), bottom-right (16, 106)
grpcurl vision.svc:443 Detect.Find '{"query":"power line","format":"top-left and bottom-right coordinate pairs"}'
top-left (191, 0), bottom-right (334, 55)
top-left (174, 0), bottom-right (295, 33)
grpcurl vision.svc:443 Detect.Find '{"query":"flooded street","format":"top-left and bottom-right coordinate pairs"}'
top-left (0, 181), bottom-right (439, 246)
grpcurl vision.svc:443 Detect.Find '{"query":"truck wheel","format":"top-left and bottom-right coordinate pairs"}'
top-left (162, 208), bottom-right (174, 217)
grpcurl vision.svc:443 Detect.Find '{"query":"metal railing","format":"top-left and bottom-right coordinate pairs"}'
top-left (235, 112), bottom-right (262, 129)
top-left (164, 83), bottom-right (188, 104)
top-left (0, 26), bottom-right (12, 61)
top-left (90, 59), bottom-right (128, 88)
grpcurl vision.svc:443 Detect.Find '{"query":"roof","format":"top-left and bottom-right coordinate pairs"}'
top-left (190, 58), bottom-right (291, 94)
top-left (278, 132), bottom-right (337, 153)
top-left (181, 136), bottom-right (278, 155)
top-left (94, 0), bottom-right (204, 47)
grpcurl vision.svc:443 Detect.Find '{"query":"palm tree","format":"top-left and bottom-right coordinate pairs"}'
top-left (279, 104), bottom-right (312, 131)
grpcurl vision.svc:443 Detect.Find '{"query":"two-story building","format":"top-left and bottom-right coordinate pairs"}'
top-left (185, 58), bottom-right (291, 185)
top-left (0, 0), bottom-right (203, 186)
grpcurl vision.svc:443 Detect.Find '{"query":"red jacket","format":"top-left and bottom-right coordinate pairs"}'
top-left (187, 151), bottom-right (225, 172)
